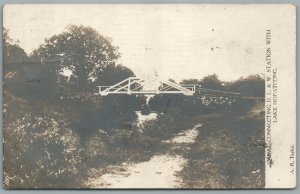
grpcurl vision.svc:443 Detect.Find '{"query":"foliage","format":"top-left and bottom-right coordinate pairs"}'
top-left (3, 92), bottom-right (83, 189)
top-left (199, 74), bottom-right (224, 90)
top-left (3, 28), bottom-right (29, 64)
top-left (226, 74), bottom-right (265, 97)
top-left (179, 113), bottom-right (265, 188)
top-left (96, 63), bottom-right (135, 86)
top-left (32, 25), bottom-right (120, 91)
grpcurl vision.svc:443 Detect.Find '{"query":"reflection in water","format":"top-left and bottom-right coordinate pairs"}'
top-left (135, 111), bottom-right (157, 127)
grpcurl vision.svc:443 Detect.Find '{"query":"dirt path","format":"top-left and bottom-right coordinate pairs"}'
top-left (85, 124), bottom-right (202, 188)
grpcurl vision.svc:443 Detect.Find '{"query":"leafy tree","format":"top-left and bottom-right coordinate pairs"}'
top-left (180, 79), bottom-right (201, 86)
top-left (32, 25), bottom-right (120, 91)
top-left (227, 74), bottom-right (264, 97)
top-left (3, 28), bottom-right (28, 64)
top-left (96, 63), bottom-right (135, 86)
top-left (199, 74), bottom-right (224, 90)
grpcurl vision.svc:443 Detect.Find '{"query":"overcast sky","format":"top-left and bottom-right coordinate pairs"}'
top-left (4, 4), bottom-right (284, 82)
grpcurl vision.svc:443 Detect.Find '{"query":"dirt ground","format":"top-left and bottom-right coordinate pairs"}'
top-left (85, 123), bottom-right (201, 188)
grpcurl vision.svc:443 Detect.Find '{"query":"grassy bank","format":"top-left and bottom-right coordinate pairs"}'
top-left (178, 112), bottom-right (265, 188)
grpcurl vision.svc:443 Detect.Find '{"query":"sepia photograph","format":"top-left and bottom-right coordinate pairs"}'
top-left (3, 4), bottom-right (296, 189)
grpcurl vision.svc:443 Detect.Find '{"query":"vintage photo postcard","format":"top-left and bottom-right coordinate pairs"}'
top-left (3, 4), bottom-right (296, 189)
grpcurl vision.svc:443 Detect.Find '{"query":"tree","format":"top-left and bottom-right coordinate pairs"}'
top-left (180, 79), bottom-right (201, 85)
top-left (199, 74), bottom-right (224, 90)
top-left (3, 28), bottom-right (28, 64)
top-left (227, 74), bottom-right (265, 97)
top-left (32, 25), bottom-right (120, 91)
top-left (96, 63), bottom-right (135, 86)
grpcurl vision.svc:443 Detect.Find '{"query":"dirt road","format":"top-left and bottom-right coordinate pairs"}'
top-left (85, 124), bottom-right (202, 188)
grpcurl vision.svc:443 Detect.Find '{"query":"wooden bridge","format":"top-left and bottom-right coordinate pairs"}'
top-left (96, 77), bottom-right (196, 96)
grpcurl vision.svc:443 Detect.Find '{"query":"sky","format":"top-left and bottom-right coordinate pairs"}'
top-left (3, 4), bottom-right (280, 82)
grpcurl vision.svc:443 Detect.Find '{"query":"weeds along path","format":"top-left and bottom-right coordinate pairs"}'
top-left (85, 123), bottom-right (202, 188)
